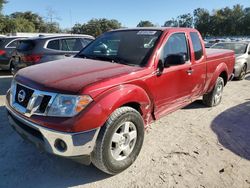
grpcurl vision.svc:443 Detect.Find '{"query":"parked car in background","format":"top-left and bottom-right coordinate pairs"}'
top-left (211, 42), bottom-right (250, 80)
top-left (11, 35), bottom-right (94, 74)
top-left (0, 36), bottom-right (27, 71)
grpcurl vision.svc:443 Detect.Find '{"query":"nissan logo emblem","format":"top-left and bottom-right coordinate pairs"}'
top-left (17, 90), bottom-right (26, 103)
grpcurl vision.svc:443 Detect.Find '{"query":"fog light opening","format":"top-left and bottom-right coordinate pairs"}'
top-left (54, 139), bottom-right (67, 152)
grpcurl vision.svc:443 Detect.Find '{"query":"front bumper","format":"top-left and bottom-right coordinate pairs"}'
top-left (234, 64), bottom-right (243, 78)
top-left (6, 101), bottom-right (100, 164)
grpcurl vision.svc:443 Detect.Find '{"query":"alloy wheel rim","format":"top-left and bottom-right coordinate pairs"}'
top-left (214, 83), bottom-right (223, 105)
top-left (110, 121), bottom-right (137, 161)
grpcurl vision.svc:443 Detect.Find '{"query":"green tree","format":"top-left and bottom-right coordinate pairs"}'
top-left (242, 7), bottom-right (250, 35)
top-left (164, 18), bottom-right (178, 27)
top-left (72, 18), bottom-right (122, 37)
top-left (231, 4), bottom-right (245, 35)
top-left (10, 11), bottom-right (46, 32)
top-left (71, 23), bottom-right (82, 34)
top-left (44, 22), bottom-right (61, 33)
top-left (177, 13), bottom-right (193, 28)
top-left (14, 17), bottom-right (36, 32)
top-left (0, 16), bottom-right (35, 33)
top-left (193, 8), bottom-right (211, 37)
top-left (0, 0), bottom-right (7, 14)
top-left (137, 20), bottom-right (155, 27)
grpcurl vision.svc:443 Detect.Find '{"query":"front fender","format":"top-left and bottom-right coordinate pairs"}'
top-left (95, 84), bottom-right (153, 124)
top-left (72, 84), bottom-right (153, 132)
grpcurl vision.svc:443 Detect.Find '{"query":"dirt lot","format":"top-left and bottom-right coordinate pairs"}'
top-left (0, 71), bottom-right (250, 188)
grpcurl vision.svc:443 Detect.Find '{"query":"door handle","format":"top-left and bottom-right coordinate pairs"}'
top-left (186, 68), bottom-right (193, 75)
top-left (64, 54), bottom-right (72, 57)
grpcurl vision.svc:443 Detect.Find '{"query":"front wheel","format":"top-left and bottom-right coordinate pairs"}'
top-left (91, 107), bottom-right (144, 175)
top-left (203, 77), bottom-right (224, 107)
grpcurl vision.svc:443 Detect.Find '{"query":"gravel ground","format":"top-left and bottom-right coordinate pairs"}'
top-left (0, 71), bottom-right (250, 188)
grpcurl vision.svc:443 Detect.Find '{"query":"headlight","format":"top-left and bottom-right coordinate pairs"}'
top-left (47, 94), bottom-right (93, 117)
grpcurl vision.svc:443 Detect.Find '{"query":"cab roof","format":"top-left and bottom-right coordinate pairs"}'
top-left (113, 27), bottom-right (199, 32)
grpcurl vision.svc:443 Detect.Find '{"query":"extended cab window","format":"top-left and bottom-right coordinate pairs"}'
top-left (161, 33), bottom-right (189, 62)
top-left (190, 32), bottom-right (203, 60)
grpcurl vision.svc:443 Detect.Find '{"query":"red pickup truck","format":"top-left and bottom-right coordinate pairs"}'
top-left (6, 28), bottom-right (235, 174)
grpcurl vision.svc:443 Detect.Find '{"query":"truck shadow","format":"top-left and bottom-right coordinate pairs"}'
top-left (0, 106), bottom-right (110, 188)
top-left (211, 101), bottom-right (250, 160)
top-left (182, 99), bottom-right (209, 110)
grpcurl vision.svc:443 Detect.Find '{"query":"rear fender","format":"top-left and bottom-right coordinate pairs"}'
top-left (207, 63), bottom-right (228, 93)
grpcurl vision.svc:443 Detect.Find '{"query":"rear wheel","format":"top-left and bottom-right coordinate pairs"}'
top-left (236, 64), bottom-right (247, 80)
top-left (91, 107), bottom-right (144, 175)
top-left (9, 59), bottom-right (17, 75)
top-left (203, 77), bottom-right (224, 107)
top-left (9, 60), bottom-right (15, 75)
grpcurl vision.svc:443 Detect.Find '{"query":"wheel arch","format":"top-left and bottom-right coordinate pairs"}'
top-left (206, 63), bottom-right (229, 93)
top-left (94, 84), bottom-right (154, 128)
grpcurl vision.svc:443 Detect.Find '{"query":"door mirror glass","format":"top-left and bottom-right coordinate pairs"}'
top-left (164, 54), bottom-right (185, 67)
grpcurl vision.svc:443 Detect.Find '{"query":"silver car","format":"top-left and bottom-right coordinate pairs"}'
top-left (211, 42), bottom-right (250, 80)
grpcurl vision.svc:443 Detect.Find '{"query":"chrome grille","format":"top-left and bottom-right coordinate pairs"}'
top-left (10, 81), bottom-right (57, 117)
top-left (15, 84), bottom-right (34, 108)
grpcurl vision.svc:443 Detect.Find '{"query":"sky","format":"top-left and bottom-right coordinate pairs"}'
top-left (3, 0), bottom-right (250, 29)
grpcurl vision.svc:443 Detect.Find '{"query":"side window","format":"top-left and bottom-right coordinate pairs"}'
top-left (61, 38), bottom-right (83, 51)
top-left (47, 39), bottom-right (60, 50)
top-left (190, 32), bottom-right (203, 60)
top-left (82, 38), bottom-right (93, 47)
top-left (161, 33), bottom-right (189, 62)
top-left (6, 40), bottom-right (19, 48)
top-left (61, 39), bottom-right (69, 51)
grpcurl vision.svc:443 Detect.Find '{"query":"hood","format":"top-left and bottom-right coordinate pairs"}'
top-left (15, 58), bottom-right (142, 94)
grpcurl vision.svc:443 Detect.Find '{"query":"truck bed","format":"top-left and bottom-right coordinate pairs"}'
top-left (206, 48), bottom-right (234, 62)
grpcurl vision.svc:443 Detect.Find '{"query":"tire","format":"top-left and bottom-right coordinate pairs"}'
top-left (91, 107), bottom-right (144, 175)
top-left (236, 64), bottom-right (247, 80)
top-left (203, 77), bottom-right (224, 107)
top-left (9, 60), bottom-right (16, 75)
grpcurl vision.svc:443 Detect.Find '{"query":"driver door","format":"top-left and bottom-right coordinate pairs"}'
top-left (153, 32), bottom-right (193, 119)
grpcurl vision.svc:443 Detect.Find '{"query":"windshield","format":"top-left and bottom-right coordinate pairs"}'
top-left (211, 43), bottom-right (248, 54)
top-left (76, 30), bottom-right (162, 66)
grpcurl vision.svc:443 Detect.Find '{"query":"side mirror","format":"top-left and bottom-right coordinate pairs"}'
top-left (164, 54), bottom-right (186, 67)
top-left (248, 51), bottom-right (250, 55)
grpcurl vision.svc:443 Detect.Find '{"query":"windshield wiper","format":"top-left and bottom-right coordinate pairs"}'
top-left (77, 54), bottom-right (137, 66)
top-left (100, 56), bottom-right (135, 66)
